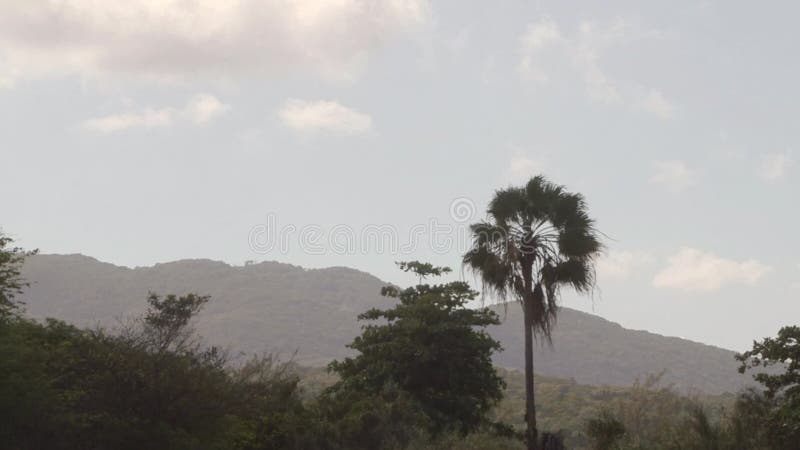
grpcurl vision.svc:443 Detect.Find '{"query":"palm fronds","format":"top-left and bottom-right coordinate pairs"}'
top-left (463, 175), bottom-right (602, 339)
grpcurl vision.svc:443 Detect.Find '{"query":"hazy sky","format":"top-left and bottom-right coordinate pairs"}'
top-left (2, 0), bottom-right (798, 351)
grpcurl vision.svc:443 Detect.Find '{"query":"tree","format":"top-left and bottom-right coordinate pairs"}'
top-left (736, 326), bottom-right (800, 448)
top-left (328, 261), bottom-right (506, 436)
top-left (0, 290), bottom-right (324, 450)
top-left (0, 316), bottom-right (89, 449)
top-left (59, 293), bottom-right (234, 450)
top-left (316, 382), bottom-right (429, 450)
top-left (725, 388), bottom-right (774, 450)
top-left (463, 175), bottom-right (602, 450)
top-left (0, 230), bottom-right (37, 316)
top-left (685, 405), bottom-right (723, 450)
top-left (137, 292), bottom-right (210, 353)
top-left (585, 410), bottom-right (625, 450)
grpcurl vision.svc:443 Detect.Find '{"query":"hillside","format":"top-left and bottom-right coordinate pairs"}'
top-left (19, 254), bottom-right (751, 394)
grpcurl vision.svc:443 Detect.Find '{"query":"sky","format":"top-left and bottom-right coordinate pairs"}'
top-left (2, 0), bottom-right (798, 352)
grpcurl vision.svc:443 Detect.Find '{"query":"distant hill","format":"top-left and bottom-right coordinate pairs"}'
top-left (20, 254), bottom-right (751, 395)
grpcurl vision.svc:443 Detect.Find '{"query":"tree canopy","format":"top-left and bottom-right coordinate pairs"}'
top-left (736, 326), bottom-right (800, 447)
top-left (328, 261), bottom-right (506, 435)
top-left (0, 231), bottom-right (36, 316)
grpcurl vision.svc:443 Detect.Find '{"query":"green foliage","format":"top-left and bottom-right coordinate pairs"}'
top-left (302, 366), bottom-right (741, 450)
top-left (491, 369), bottom-right (730, 449)
top-left (225, 355), bottom-right (324, 450)
top-left (0, 293), bottom-right (319, 450)
top-left (405, 431), bottom-right (525, 450)
top-left (0, 316), bottom-right (87, 448)
top-left (141, 292), bottom-right (209, 350)
top-left (737, 326), bottom-right (800, 399)
top-left (724, 388), bottom-right (775, 450)
top-left (585, 410), bottom-right (625, 450)
top-left (5, 282), bottom-right (793, 450)
top-left (576, 369), bottom-right (800, 450)
top-left (316, 383), bottom-right (429, 450)
top-left (0, 280), bottom-right (514, 450)
top-left (606, 374), bottom-right (702, 449)
top-left (735, 326), bottom-right (800, 448)
top-left (0, 231), bottom-right (36, 316)
top-left (328, 262), bottom-right (506, 436)
top-left (397, 260), bottom-right (452, 281)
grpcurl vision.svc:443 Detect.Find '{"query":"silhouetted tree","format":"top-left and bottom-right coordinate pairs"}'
top-left (463, 176), bottom-right (602, 450)
top-left (0, 230), bottom-right (37, 316)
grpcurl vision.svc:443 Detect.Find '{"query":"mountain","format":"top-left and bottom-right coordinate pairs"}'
top-left (19, 254), bottom-right (750, 394)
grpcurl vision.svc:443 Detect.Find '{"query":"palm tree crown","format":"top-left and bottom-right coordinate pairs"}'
top-left (463, 175), bottom-right (602, 338)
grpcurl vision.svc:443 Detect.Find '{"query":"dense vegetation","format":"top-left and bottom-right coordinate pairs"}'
top-left (4, 299), bottom-right (786, 450)
top-left (1, 245), bottom-right (520, 449)
top-left (328, 261), bottom-right (506, 436)
top-left (1, 291), bottom-right (323, 450)
top-left (301, 366), bottom-right (737, 449)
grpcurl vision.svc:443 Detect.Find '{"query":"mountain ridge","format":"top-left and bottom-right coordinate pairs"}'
top-left (19, 253), bottom-right (750, 395)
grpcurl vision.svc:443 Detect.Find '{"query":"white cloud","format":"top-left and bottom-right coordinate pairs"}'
top-left (0, 74), bottom-right (13, 89)
top-left (519, 18), bottom-right (563, 82)
top-left (757, 152), bottom-right (793, 182)
top-left (521, 18), bottom-right (563, 51)
top-left (184, 94), bottom-right (230, 124)
top-left (83, 109), bottom-right (174, 133)
top-left (0, 0), bottom-right (429, 85)
top-left (278, 99), bottom-right (372, 135)
top-left (518, 17), bottom-right (674, 118)
top-left (572, 20), bottom-right (630, 105)
top-left (650, 160), bottom-right (696, 193)
top-left (596, 250), bottom-right (654, 280)
top-left (639, 89), bottom-right (676, 119)
top-left (82, 94), bottom-right (229, 133)
top-left (653, 247), bottom-right (771, 292)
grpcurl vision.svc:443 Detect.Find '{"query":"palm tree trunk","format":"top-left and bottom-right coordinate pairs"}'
top-left (523, 294), bottom-right (538, 450)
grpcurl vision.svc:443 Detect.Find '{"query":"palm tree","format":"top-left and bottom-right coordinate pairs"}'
top-left (463, 175), bottom-right (602, 450)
